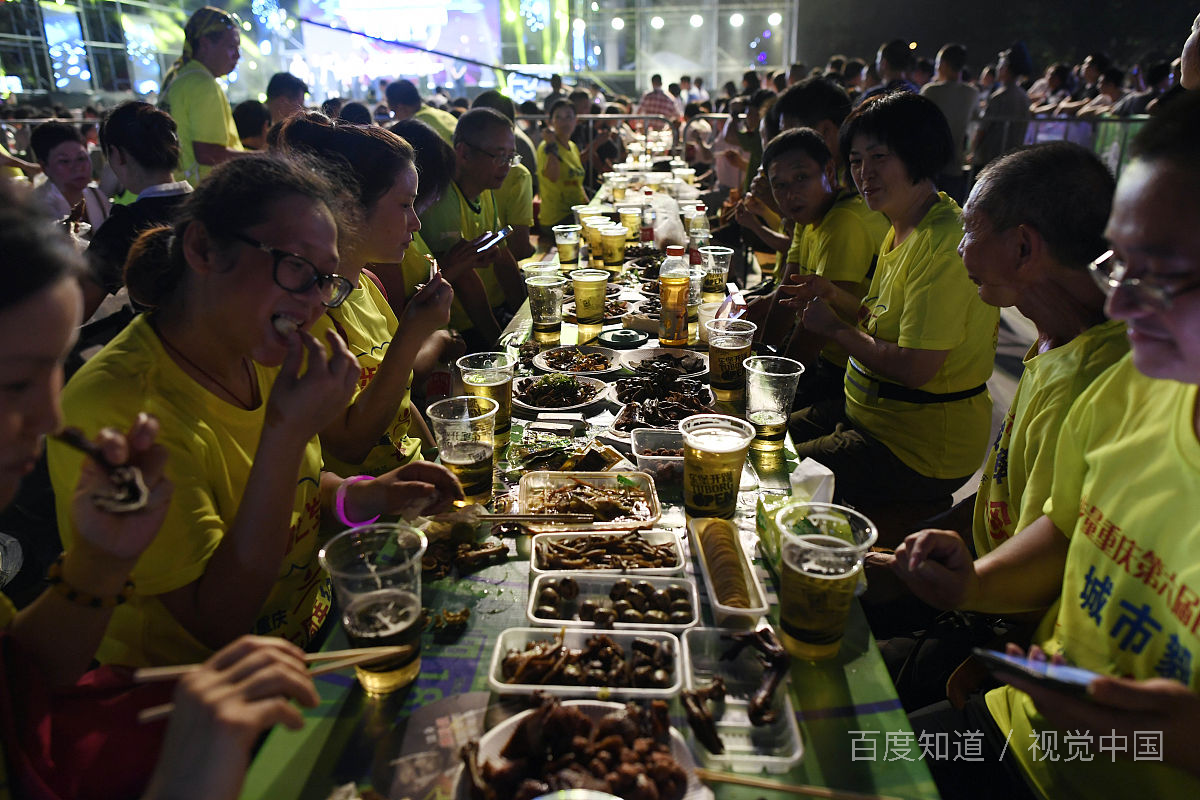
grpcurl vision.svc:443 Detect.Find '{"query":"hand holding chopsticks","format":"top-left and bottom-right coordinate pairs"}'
top-left (135, 644), bottom-right (410, 724)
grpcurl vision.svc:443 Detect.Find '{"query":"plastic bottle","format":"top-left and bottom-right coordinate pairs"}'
top-left (640, 188), bottom-right (656, 243)
top-left (658, 245), bottom-right (690, 346)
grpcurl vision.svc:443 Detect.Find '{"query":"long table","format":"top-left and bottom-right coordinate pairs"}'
top-left (239, 304), bottom-right (938, 800)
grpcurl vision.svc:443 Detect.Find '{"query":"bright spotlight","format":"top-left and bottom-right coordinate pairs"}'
top-left (690, 14), bottom-right (703, 28)
top-left (767, 12), bottom-right (782, 26)
top-left (611, 17), bottom-right (624, 30)
top-left (650, 16), bottom-right (664, 30)
top-left (729, 13), bottom-right (744, 27)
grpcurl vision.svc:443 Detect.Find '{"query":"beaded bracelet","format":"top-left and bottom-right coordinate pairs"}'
top-left (45, 553), bottom-right (135, 609)
top-left (336, 475), bottom-right (381, 528)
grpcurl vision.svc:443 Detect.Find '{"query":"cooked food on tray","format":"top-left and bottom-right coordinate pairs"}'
top-left (498, 629), bottom-right (675, 688)
top-left (633, 294), bottom-right (661, 316)
top-left (536, 531), bottom-right (678, 570)
top-left (611, 370), bottom-right (714, 432)
top-left (628, 352), bottom-right (705, 376)
top-left (459, 694), bottom-right (689, 800)
top-left (526, 479), bottom-right (652, 522)
top-left (515, 374), bottom-right (602, 408)
top-left (612, 397), bottom-right (713, 432)
top-left (614, 370), bottom-right (712, 405)
top-left (533, 576), bottom-right (694, 626)
top-left (543, 347), bottom-right (612, 372)
top-left (697, 519), bottom-right (751, 608)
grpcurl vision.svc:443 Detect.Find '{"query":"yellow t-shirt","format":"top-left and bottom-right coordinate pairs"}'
top-left (843, 194), bottom-right (999, 480)
top-left (413, 105), bottom-right (458, 145)
top-left (420, 181), bottom-right (506, 312)
top-left (47, 316), bottom-right (329, 667)
top-left (495, 162), bottom-right (534, 228)
top-left (788, 191), bottom-right (888, 367)
top-left (986, 356), bottom-right (1200, 799)
top-left (536, 140), bottom-right (587, 228)
top-left (315, 277), bottom-right (421, 477)
top-left (159, 60), bottom-right (242, 184)
top-left (973, 319), bottom-right (1129, 557)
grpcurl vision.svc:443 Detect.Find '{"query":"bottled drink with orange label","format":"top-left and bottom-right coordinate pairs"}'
top-left (658, 245), bottom-right (690, 347)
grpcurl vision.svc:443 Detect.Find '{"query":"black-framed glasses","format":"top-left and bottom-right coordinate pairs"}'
top-left (463, 141), bottom-right (521, 167)
top-left (1088, 249), bottom-right (1200, 313)
top-left (231, 232), bottom-right (354, 308)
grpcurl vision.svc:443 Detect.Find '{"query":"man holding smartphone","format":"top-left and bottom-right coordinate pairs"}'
top-left (420, 108), bottom-right (526, 349)
top-left (892, 93), bottom-right (1200, 800)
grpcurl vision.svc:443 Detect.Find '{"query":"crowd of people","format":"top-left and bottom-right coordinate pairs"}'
top-left (0, 3), bottom-right (1198, 798)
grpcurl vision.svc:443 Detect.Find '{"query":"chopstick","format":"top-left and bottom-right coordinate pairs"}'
top-left (695, 769), bottom-right (904, 800)
top-left (488, 513), bottom-right (594, 524)
top-left (132, 646), bottom-right (413, 683)
top-left (134, 646), bottom-right (413, 724)
top-left (53, 426), bottom-right (119, 475)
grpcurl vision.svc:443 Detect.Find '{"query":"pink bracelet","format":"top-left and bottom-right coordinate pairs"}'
top-left (335, 475), bottom-right (380, 528)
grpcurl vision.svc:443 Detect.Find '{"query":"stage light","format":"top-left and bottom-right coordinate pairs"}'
top-left (768, 12), bottom-right (782, 26)
top-left (690, 14), bottom-right (703, 27)
top-left (650, 16), bottom-right (664, 29)
top-left (611, 17), bottom-right (624, 30)
top-left (729, 13), bottom-right (743, 27)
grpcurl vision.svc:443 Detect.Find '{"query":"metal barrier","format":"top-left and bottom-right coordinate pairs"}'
top-left (967, 113), bottom-right (1150, 180)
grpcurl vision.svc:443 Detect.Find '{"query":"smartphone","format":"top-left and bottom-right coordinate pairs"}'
top-left (972, 648), bottom-right (1100, 698)
top-left (476, 225), bottom-right (515, 253)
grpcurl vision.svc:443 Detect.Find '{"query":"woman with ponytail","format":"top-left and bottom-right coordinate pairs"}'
top-left (84, 101), bottom-right (191, 319)
top-left (47, 154), bottom-right (462, 668)
top-left (274, 114), bottom-right (496, 475)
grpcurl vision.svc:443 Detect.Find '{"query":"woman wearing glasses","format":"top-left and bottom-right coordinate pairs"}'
top-left (274, 115), bottom-right (467, 478)
top-left (47, 154), bottom-right (462, 668)
top-left (782, 92), bottom-right (999, 538)
top-left (537, 99), bottom-right (589, 229)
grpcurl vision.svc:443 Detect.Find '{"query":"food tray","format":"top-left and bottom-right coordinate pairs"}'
top-left (527, 571), bottom-right (699, 632)
top-left (686, 518), bottom-right (769, 628)
top-left (530, 530), bottom-right (683, 577)
top-left (453, 700), bottom-right (713, 800)
top-left (512, 375), bottom-right (612, 413)
top-left (518, 470), bottom-right (661, 531)
top-left (620, 347), bottom-right (708, 378)
top-left (532, 345), bottom-right (623, 376)
top-left (682, 628), bottom-right (804, 773)
top-left (630, 428), bottom-right (684, 485)
top-left (487, 628), bottom-right (682, 700)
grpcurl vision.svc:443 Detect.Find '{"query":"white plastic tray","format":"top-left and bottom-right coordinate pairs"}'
top-left (686, 518), bottom-right (769, 628)
top-left (526, 571), bottom-right (699, 632)
top-left (518, 470), bottom-right (661, 531)
top-left (682, 627), bottom-right (804, 774)
top-left (487, 627), bottom-right (681, 700)
top-left (530, 529), bottom-right (684, 577)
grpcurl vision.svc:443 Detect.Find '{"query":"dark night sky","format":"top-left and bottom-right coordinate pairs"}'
top-left (793, 0), bottom-right (1196, 75)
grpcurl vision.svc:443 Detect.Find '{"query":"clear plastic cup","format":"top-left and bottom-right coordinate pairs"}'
top-left (774, 502), bottom-right (878, 660)
top-left (427, 395), bottom-right (498, 505)
top-left (705, 318), bottom-right (758, 403)
top-left (699, 246), bottom-right (734, 302)
top-left (570, 268), bottom-right (610, 324)
top-left (526, 275), bottom-right (567, 342)
top-left (319, 523), bottom-right (426, 693)
top-left (744, 356), bottom-right (805, 451)
top-left (680, 414), bottom-right (756, 519)
top-left (552, 224), bottom-right (581, 267)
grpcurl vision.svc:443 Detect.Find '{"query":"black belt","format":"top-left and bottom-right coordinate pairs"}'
top-left (847, 358), bottom-right (986, 405)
